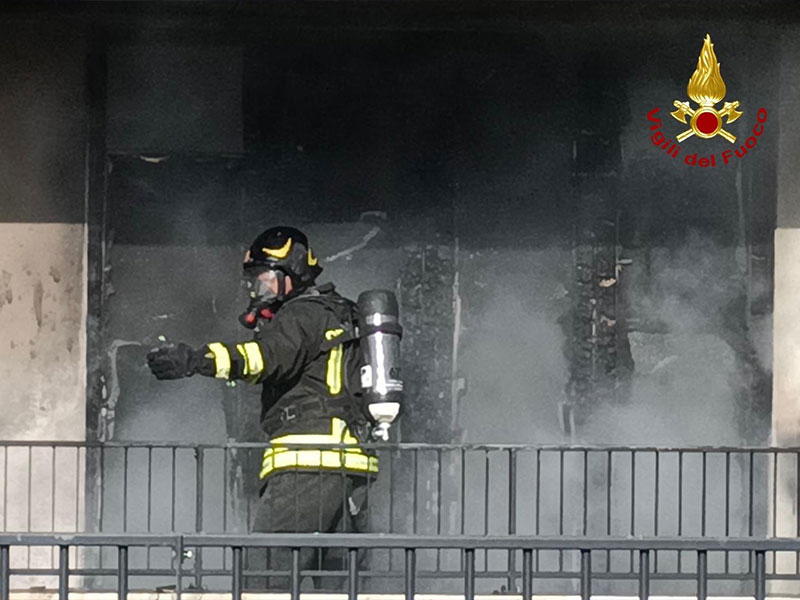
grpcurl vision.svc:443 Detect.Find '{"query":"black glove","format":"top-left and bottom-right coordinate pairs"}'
top-left (147, 343), bottom-right (201, 380)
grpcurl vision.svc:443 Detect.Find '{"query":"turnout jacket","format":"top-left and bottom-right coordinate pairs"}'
top-left (203, 284), bottom-right (378, 479)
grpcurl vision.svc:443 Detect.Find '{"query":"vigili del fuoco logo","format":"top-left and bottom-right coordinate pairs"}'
top-left (647, 34), bottom-right (767, 168)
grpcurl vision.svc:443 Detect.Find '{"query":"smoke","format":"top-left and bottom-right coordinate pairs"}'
top-left (456, 248), bottom-right (570, 444)
top-left (582, 230), bottom-right (751, 447)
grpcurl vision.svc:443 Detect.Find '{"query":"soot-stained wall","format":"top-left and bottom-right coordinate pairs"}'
top-left (100, 9), bottom-right (784, 452)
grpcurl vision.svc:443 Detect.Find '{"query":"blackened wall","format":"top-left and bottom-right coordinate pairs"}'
top-left (90, 2), bottom-right (791, 453)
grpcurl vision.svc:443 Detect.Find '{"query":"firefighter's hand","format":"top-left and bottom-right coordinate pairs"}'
top-left (147, 343), bottom-right (196, 380)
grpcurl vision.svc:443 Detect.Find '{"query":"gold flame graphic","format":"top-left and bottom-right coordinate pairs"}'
top-left (686, 34), bottom-right (727, 107)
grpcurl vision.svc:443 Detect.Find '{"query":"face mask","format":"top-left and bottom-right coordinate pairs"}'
top-left (244, 267), bottom-right (281, 304)
top-left (239, 267), bottom-right (285, 329)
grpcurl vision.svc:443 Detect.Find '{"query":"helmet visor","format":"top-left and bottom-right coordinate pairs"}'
top-left (243, 267), bottom-right (281, 303)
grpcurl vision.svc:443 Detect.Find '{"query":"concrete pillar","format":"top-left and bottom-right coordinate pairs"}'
top-left (771, 29), bottom-right (800, 592)
top-left (0, 224), bottom-right (87, 586)
top-left (0, 24), bottom-right (88, 588)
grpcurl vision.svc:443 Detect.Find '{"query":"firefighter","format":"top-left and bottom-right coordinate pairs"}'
top-left (146, 226), bottom-right (380, 589)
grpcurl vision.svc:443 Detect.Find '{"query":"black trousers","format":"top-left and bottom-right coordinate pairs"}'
top-left (249, 470), bottom-right (370, 590)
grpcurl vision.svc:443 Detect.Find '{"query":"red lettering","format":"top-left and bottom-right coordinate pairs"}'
top-left (722, 149), bottom-right (733, 164)
top-left (710, 154), bottom-right (716, 167)
top-left (670, 145), bottom-right (680, 158)
top-left (684, 153), bottom-right (697, 166)
top-left (757, 107), bottom-right (767, 123)
top-left (647, 107), bottom-right (662, 130)
top-left (746, 136), bottom-right (757, 148)
top-left (651, 131), bottom-right (665, 146)
top-left (753, 122), bottom-right (764, 136)
top-left (699, 157), bottom-right (709, 168)
top-left (735, 146), bottom-right (748, 158)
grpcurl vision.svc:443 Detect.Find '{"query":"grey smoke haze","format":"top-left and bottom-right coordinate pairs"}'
top-left (95, 171), bottom-right (771, 594)
top-left (41, 11), bottom-right (780, 595)
top-left (584, 232), bottom-right (745, 447)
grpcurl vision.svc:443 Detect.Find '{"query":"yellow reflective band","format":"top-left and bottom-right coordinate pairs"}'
top-left (307, 248), bottom-right (318, 266)
top-left (263, 238), bottom-right (292, 259)
top-left (236, 341), bottom-right (264, 379)
top-left (270, 418), bottom-right (355, 445)
top-left (259, 449), bottom-right (379, 479)
top-left (207, 343), bottom-right (231, 379)
top-left (324, 329), bottom-right (344, 395)
top-left (326, 344), bottom-right (343, 395)
top-left (260, 418), bottom-right (378, 479)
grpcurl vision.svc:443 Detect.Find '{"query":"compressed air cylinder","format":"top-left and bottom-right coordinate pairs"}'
top-left (357, 289), bottom-right (403, 440)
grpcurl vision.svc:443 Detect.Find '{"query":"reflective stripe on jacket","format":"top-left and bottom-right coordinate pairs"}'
top-left (260, 417), bottom-right (379, 479)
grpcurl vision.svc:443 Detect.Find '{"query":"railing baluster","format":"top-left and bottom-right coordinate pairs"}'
top-left (630, 450), bottom-right (636, 573)
top-left (117, 546), bottom-right (128, 600)
top-left (755, 549), bottom-right (766, 600)
top-left (772, 450), bottom-right (778, 578)
top-left (582, 450), bottom-right (588, 536)
top-left (232, 546), bottom-right (242, 600)
top-left (222, 448), bottom-right (228, 535)
top-left (638, 549), bottom-right (649, 600)
top-left (170, 447), bottom-right (176, 532)
top-left (535, 449), bottom-right (541, 572)
top-left (389, 449), bottom-right (395, 571)
top-left (51, 446), bottom-right (56, 534)
top-left (58, 545), bottom-right (68, 600)
top-left (773, 451), bottom-right (778, 537)
top-left (1, 545), bottom-right (9, 600)
top-left (2, 448), bottom-right (7, 533)
top-left (194, 447), bottom-right (204, 590)
top-left (507, 448), bottom-right (517, 593)
top-left (697, 550), bottom-right (707, 600)
top-left (654, 451), bottom-right (659, 573)
top-left (749, 451), bottom-right (754, 573)
top-left (413, 448), bottom-right (419, 534)
top-left (796, 451), bottom-right (800, 576)
top-left (291, 548), bottom-right (300, 600)
top-left (123, 447), bottom-right (128, 532)
top-left (389, 447), bottom-right (395, 532)
top-left (460, 447), bottom-right (467, 536)
top-left (436, 448), bottom-right (443, 571)
top-left (701, 450), bottom-right (707, 536)
top-left (27, 447), bottom-right (32, 534)
top-left (348, 548), bottom-right (358, 600)
top-left (606, 450), bottom-right (612, 573)
top-left (580, 549), bottom-right (591, 600)
top-left (147, 447), bottom-right (152, 569)
top-left (405, 548), bottom-right (416, 600)
top-left (465, 548), bottom-right (475, 600)
top-left (27, 448), bottom-right (32, 571)
top-left (176, 533), bottom-right (184, 600)
top-left (678, 450), bottom-right (683, 573)
top-left (725, 451), bottom-right (731, 574)
top-left (99, 446), bottom-right (105, 530)
top-left (522, 548), bottom-right (533, 600)
top-left (484, 450), bottom-right (490, 573)
top-left (460, 448), bottom-right (466, 571)
top-left (484, 450), bottom-right (490, 536)
top-left (558, 449), bottom-right (564, 572)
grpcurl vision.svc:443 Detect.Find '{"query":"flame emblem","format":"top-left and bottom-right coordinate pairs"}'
top-left (670, 34), bottom-right (742, 143)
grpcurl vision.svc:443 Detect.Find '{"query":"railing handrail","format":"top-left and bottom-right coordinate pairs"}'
top-left (2, 440), bottom-right (800, 452)
top-left (3, 532), bottom-right (800, 551)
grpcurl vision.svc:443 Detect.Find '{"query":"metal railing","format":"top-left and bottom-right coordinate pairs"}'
top-left (1, 533), bottom-right (798, 597)
top-left (1, 442), bottom-right (798, 592)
